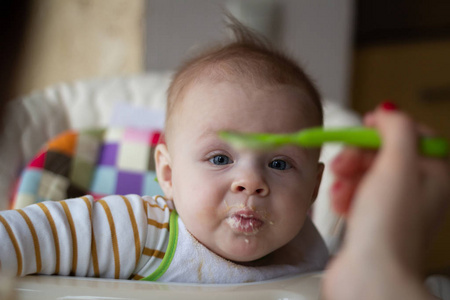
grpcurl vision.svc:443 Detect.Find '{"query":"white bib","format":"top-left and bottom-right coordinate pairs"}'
top-left (158, 216), bottom-right (329, 284)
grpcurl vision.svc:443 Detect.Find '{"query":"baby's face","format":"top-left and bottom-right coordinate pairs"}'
top-left (157, 80), bottom-right (323, 262)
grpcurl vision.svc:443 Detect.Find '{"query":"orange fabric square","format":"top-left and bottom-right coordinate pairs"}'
top-left (46, 131), bottom-right (78, 156)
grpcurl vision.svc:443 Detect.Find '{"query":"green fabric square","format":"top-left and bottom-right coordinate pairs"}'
top-left (70, 157), bottom-right (95, 190)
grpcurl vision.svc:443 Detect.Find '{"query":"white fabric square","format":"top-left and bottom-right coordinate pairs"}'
top-left (117, 143), bottom-right (150, 172)
top-left (104, 128), bottom-right (125, 143)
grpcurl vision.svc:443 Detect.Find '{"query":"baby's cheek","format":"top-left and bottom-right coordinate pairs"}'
top-left (193, 203), bottom-right (222, 223)
top-left (275, 194), bottom-right (310, 226)
top-left (193, 207), bottom-right (211, 224)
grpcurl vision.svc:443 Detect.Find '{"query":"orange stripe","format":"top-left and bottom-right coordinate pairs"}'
top-left (142, 247), bottom-right (165, 259)
top-left (99, 199), bottom-right (120, 279)
top-left (82, 197), bottom-right (99, 277)
top-left (147, 219), bottom-right (169, 229)
top-left (120, 196), bottom-right (141, 269)
top-left (132, 274), bottom-right (144, 280)
top-left (37, 203), bottom-right (60, 274)
top-left (0, 215), bottom-right (23, 276)
top-left (154, 195), bottom-right (165, 202)
top-left (148, 203), bottom-right (168, 211)
top-left (142, 197), bottom-right (148, 217)
top-left (150, 196), bottom-right (169, 211)
top-left (17, 209), bottom-right (42, 273)
top-left (60, 201), bottom-right (78, 275)
top-left (91, 232), bottom-right (100, 277)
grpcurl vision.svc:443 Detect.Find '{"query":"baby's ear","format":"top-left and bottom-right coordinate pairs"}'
top-left (155, 143), bottom-right (173, 200)
top-left (311, 162), bottom-right (324, 204)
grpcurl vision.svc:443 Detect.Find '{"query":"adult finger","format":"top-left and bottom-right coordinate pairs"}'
top-left (331, 147), bottom-right (376, 178)
top-left (330, 177), bottom-right (361, 216)
top-left (330, 148), bottom-right (376, 216)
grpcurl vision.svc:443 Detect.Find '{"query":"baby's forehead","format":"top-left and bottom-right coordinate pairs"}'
top-left (183, 79), bottom-right (318, 113)
top-left (165, 78), bottom-right (322, 145)
top-left (181, 80), bottom-right (320, 126)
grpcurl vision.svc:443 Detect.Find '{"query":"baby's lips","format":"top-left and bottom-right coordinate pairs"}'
top-left (226, 210), bottom-right (265, 234)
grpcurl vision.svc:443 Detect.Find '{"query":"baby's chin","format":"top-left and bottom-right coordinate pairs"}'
top-left (222, 253), bottom-right (270, 266)
top-left (225, 249), bottom-right (282, 267)
top-left (215, 236), bottom-right (280, 264)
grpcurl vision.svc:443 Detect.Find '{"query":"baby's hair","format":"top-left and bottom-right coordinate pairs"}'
top-left (165, 14), bottom-right (323, 138)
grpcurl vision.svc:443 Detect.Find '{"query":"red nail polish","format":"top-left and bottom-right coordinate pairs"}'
top-left (157, 133), bottom-right (166, 144)
top-left (380, 101), bottom-right (398, 111)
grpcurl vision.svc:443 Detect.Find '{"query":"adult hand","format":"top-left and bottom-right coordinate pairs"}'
top-left (322, 104), bottom-right (450, 300)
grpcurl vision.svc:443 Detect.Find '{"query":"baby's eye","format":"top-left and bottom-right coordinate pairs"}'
top-left (209, 155), bottom-right (232, 165)
top-left (269, 159), bottom-right (291, 170)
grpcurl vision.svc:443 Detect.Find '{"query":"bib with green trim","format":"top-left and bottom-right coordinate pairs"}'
top-left (154, 216), bottom-right (329, 283)
top-left (140, 210), bottom-right (178, 281)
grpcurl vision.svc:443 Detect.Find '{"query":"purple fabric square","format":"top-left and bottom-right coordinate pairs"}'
top-left (98, 143), bottom-right (118, 166)
top-left (116, 171), bottom-right (144, 195)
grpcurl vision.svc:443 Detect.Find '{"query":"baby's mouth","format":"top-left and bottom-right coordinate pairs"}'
top-left (226, 211), bottom-right (265, 235)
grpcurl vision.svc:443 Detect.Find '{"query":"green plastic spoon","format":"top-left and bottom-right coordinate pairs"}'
top-left (219, 127), bottom-right (449, 158)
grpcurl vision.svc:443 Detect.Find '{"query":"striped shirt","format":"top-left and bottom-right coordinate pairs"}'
top-left (0, 194), bottom-right (174, 280)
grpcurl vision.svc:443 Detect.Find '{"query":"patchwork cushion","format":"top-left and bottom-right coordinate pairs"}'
top-left (11, 127), bottom-right (163, 209)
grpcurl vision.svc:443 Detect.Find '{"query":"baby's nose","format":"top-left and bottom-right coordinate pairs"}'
top-left (231, 175), bottom-right (269, 197)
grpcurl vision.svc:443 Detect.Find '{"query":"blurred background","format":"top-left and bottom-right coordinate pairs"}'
top-left (1, 0), bottom-right (449, 274)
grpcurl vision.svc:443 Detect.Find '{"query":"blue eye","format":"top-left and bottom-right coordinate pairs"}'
top-left (269, 159), bottom-right (291, 170)
top-left (209, 155), bottom-right (232, 165)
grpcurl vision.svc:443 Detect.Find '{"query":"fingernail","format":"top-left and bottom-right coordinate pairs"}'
top-left (380, 101), bottom-right (398, 111)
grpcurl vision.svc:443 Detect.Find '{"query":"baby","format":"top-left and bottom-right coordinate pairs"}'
top-left (0, 21), bottom-right (328, 283)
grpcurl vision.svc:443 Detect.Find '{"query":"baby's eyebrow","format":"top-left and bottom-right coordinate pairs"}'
top-left (270, 145), bottom-right (313, 160)
top-left (199, 127), bottom-right (239, 141)
top-left (195, 130), bottom-right (232, 148)
top-left (198, 129), bottom-right (221, 140)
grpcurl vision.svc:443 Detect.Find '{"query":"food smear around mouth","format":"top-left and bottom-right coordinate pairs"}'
top-left (224, 201), bottom-right (246, 212)
top-left (226, 214), bottom-right (264, 235)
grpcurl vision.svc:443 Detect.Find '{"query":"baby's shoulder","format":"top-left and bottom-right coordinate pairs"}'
top-left (141, 195), bottom-right (174, 211)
